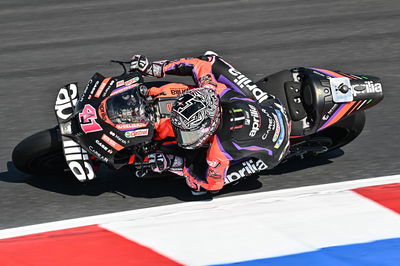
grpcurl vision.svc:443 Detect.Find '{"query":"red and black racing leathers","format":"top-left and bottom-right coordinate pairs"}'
top-left (150, 54), bottom-right (290, 192)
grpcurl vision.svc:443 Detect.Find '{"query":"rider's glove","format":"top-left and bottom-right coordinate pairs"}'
top-left (130, 55), bottom-right (165, 78)
top-left (130, 55), bottom-right (150, 73)
top-left (148, 153), bottom-right (170, 173)
top-left (148, 153), bottom-right (184, 175)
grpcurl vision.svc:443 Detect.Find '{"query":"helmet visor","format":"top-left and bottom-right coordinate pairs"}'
top-left (175, 128), bottom-right (205, 148)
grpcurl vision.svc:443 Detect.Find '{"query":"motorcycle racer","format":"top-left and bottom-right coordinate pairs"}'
top-left (131, 52), bottom-right (290, 194)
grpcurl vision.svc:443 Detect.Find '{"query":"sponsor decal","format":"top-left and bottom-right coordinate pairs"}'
top-left (271, 113), bottom-right (280, 142)
top-left (116, 122), bottom-right (149, 131)
top-left (80, 79), bottom-right (100, 101)
top-left (94, 78), bottom-right (111, 98)
top-left (322, 104), bottom-right (339, 121)
top-left (81, 79), bottom-right (93, 102)
top-left (244, 111), bottom-right (251, 126)
top-left (225, 159), bottom-right (267, 183)
top-left (125, 77), bottom-right (140, 86)
top-left (228, 67), bottom-right (269, 103)
top-left (110, 83), bottom-right (139, 96)
top-left (274, 101), bottom-right (288, 119)
top-left (312, 70), bottom-right (327, 77)
top-left (101, 134), bottom-right (124, 151)
top-left (98, 101), bottom-right (108, 121)
top-left (88, 80), bottom-right (100, 100)
top-left (109, 131), bottom-right (128, 144)
top-left (101, 80), bottom-right (115, 97)
top-left (170, 88), bottom-right (188, 96)
top-left (208, 168), bottom-right (221, 179)
top-left (116, 77), bottom-right (140, 89)
top-left (262, 112), bottom-right (276, 141)
top-left (88, 146), bottom-right (109, 163)
top-left (55, 84), bottom-right (78, 120)
top-left (249, 105), bottom-right (261, 137)
top-left (116, 80), bottom-right (125, 87)
top-left (261, 133), bottom-right (269, 140)
top-left (199, 74), bottom-right (212, 85)
top-left (352, 81), bottom-right (382, 96)
top-left (274, 110), bottom-right (285, 149)
top-left (198, 74), bottom-right (217, 90)
top-left (79, 104), bottom-right (103, 133)
top-left (95, 139), bottom-right (112, 154)
top-left (207, 159), bottom-right (220, 168)
top-left (124, 128), bottom-right (149, 138)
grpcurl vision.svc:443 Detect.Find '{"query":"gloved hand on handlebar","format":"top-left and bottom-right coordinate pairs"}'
top-left (130, 55), bottom-right (165, 78)
top-left (148, 153), bottom-right (171, 172)
top-left (147, 153), bottom-right (184, 175)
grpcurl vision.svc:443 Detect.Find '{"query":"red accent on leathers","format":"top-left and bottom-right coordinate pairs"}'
top-left (163, 57), bottom-right (228, 95)
top-left (184, 135), bottom-right (230, 191)
top-left (161, 56), bottom-right (232, 191)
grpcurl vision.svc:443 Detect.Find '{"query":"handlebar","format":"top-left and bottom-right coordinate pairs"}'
top-left (110, 60), bottom-right (130, 74)
top-left (110, 60), bottom-right (141, 76)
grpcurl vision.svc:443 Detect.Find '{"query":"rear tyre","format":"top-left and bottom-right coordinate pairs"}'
top-left (12, 127), bottom-right (67, 175)
top-left (318, 111), bottom-right (366, 151)
top-left (289, 111), bottom-right (366, 157)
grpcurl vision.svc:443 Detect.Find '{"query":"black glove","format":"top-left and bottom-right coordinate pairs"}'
top-left (130, 55), bottom-right (165, 78)
top-left (147, 153), bottom-right (184, 175)
top-left (133, 153), bottom-right (169, 177)
top-left (148, 153), bottom-right (171, 172)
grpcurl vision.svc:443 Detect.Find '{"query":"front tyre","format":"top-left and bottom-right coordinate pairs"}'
top-left (12, 127), bottom-right (67, 175)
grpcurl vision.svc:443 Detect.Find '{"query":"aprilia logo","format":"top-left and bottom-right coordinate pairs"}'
top-left (225, 159), bottom-right (267, 183)
top-left (63, 139), bottom-right (95, 181)
top-left (228, 67), bottom-right (269, 103)
top-left (352, 81), bottom-right (382, 96)
top-left (249, 105), bottom-right (260, 137)
top-left (55, 84), bottom-right (96, 182)
top-left (55, 84), bottom-right (78, 120)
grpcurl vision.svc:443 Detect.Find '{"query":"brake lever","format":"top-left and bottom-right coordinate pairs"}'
top-left (110, 60), bottom-right (130, 75)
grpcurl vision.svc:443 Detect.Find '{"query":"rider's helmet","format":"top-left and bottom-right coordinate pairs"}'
top-left (170, 88), bottom-right (221, 149)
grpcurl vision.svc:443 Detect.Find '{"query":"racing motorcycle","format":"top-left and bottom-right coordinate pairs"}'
top-left (12, 60), bottom-right (384, 184)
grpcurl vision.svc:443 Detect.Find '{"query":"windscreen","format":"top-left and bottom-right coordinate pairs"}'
top-left (106, 86), bottom-right (148, 124)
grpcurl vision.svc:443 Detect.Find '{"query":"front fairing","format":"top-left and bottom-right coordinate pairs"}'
top-left (70, 72), bottom-right (154, 168)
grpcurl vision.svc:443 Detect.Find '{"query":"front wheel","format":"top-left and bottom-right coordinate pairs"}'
top-left (12, 127), bottom-right (68, 175)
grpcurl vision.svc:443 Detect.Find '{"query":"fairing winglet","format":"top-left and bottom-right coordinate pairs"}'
top-left (54, 83), bottom-right (96, 182)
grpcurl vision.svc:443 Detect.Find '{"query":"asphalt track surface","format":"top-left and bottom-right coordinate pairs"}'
top-left (0, 0), bottom-right (399, 230)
